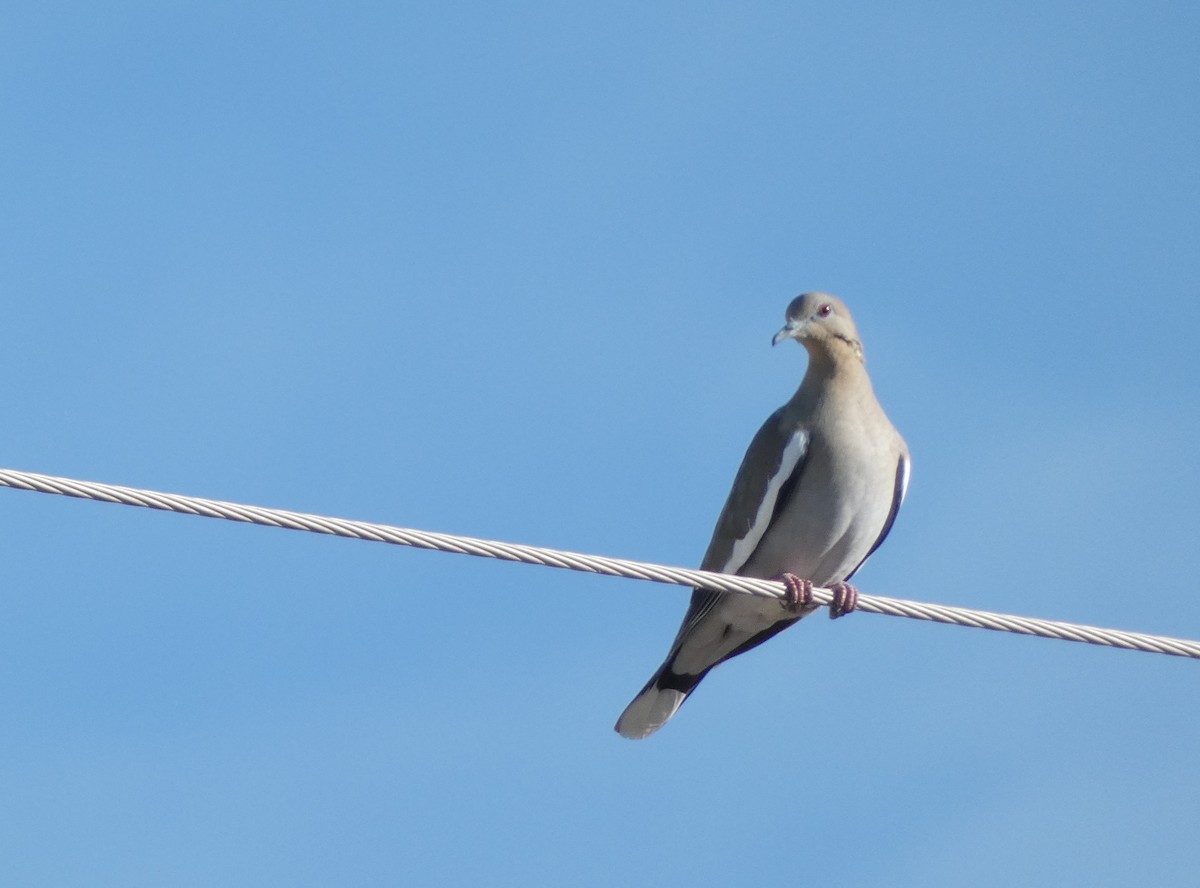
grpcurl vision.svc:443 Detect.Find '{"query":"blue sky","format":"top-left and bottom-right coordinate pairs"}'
top-left (3, 3), bottom-right (1199, 885)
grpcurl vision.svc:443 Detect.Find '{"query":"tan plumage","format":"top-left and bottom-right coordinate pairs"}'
top-left (615, 293), bottom-right (910, 739)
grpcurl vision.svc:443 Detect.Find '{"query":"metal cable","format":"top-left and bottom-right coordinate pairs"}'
top-left (2, 466), bottom-right (1197, 659)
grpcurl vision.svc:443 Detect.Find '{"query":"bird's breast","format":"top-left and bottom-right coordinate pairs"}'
top-left (741, 421), bottom-right (899, 585)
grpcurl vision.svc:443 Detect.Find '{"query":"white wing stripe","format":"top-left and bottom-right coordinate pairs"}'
top-left (720, 430), bottom-right (809, 574)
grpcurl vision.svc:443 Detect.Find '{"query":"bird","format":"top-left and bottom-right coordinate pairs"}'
top-left (614, 292), bottom-right (910, 740)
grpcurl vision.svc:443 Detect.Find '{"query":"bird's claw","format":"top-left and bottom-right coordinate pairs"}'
top-left (778, 573), bottom-right (814, 613)
top-left (828, 582), bottom-right (859, 619)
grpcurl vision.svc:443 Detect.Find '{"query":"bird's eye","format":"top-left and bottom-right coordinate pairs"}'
top-left (818, 303), bottom-right (833, 318)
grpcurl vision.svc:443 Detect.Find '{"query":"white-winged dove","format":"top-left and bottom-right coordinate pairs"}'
top-left (615, 292), bottom-right (910, 739)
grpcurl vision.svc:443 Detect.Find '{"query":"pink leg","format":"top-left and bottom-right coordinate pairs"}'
top-left (828, 582), bottom-right (860, 619)
top-left (777, 573), bottom-right (814, 613)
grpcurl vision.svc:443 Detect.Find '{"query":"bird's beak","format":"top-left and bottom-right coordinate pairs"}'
top-left (772, 320), bottom-right (801, 346)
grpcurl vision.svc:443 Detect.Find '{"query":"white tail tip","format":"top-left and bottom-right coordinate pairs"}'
top-left (614, 686), bottom-right (687, 740)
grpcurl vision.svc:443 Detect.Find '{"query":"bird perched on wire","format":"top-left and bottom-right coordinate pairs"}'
top-left (615, 292), bottom-right (910, 739)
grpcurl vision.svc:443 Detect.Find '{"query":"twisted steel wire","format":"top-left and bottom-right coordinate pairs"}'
top-left (2, 467), bottom-right (1197, 659)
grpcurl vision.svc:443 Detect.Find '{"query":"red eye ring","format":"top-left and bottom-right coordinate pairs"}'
top-left (818, 303), bottom-right (833, 317)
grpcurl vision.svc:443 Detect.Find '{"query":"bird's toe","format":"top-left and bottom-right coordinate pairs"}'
top-left (778, 573), bottom-right (814, 613)
top-left (828, 582), bottom-right (859, 619)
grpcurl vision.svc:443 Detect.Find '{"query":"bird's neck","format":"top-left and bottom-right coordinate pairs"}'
top-left (802, 337), bottom-right (865, 375)
top-left (798, 340), bottom-right (870, 400)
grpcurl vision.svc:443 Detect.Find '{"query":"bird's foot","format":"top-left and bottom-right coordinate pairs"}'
top-left (777, 573), bottom-right (814, 613)
top-left (828, 582), bottom-right (859, 619)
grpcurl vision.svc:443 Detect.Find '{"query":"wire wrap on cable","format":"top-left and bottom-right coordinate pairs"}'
top-left (2, 467), bottom-right (1198, 660)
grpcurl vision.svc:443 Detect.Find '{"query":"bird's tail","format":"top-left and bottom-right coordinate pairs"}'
top-left (614, 665), bottom-right (708, 740)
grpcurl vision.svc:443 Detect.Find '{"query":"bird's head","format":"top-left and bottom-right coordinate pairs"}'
top-left (771, 292), bottom-right (864, 361)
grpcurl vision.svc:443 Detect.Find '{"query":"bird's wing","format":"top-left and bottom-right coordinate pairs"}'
top-left (668, 410), bottom-right (810, 649)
